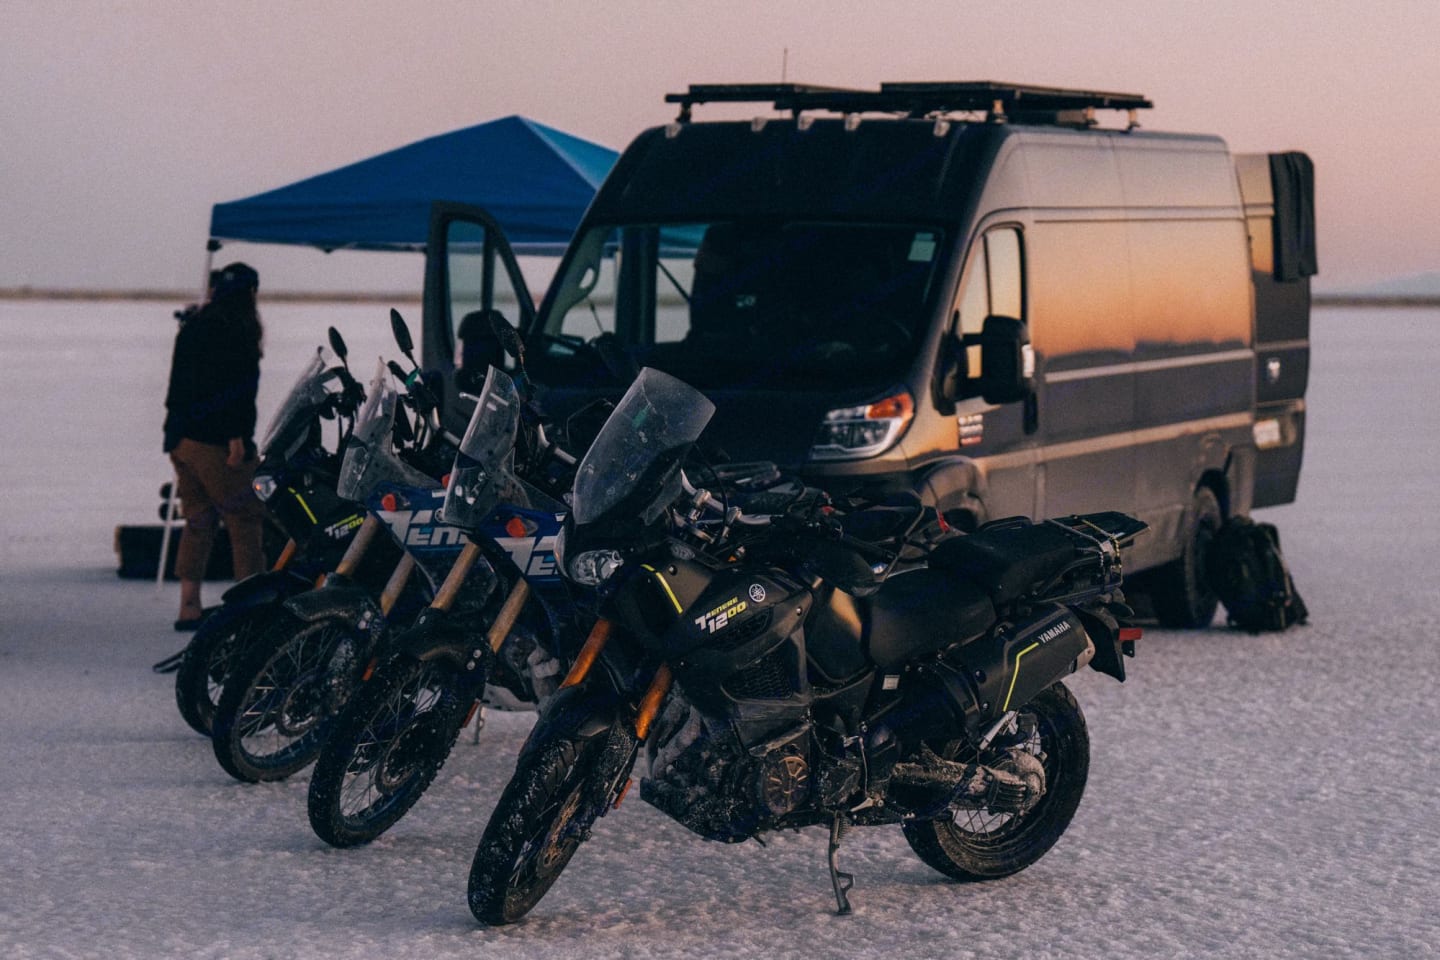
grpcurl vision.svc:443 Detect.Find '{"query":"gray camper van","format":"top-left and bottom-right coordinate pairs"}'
top-left (420, 82), bottom-right (1315, 628)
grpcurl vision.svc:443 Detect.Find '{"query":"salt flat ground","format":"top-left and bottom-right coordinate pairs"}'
top-left (1, 302), bottom-right (1437, 959)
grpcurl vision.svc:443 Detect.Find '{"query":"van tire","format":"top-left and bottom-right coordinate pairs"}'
top-left (1150, 486), bottom-right (1222, 629)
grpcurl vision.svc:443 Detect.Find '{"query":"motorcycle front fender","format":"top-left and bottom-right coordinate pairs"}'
top-left (219, 568), bottom-right (314, 607)
top-left (519, 682), bottom-right (625, 764)
top-left (399, 608), bottom-right (489, 674)
top-left (283, 573), bottom-right (381, 628)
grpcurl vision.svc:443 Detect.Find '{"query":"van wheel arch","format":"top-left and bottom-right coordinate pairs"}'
top-left (911, 459), bottom-right (986, 532)
top-left (1148, 484), bottom-right (1223, 629)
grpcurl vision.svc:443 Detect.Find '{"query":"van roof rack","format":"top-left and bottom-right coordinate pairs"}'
top-left (665, 81), bottom-right (1152, 125)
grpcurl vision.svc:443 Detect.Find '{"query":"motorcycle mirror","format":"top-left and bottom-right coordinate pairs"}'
top-left (488, 311), bottom-right (526, 365)
top-left (389, 308), bottom-right (416, 358)
top-left (386, 359), bottom-right (410, 384)
top-left (327, 326), bottom-right (349, 364)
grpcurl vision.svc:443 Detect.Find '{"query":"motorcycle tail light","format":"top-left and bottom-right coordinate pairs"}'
top-left (809, 389), bottom-right (914, 461)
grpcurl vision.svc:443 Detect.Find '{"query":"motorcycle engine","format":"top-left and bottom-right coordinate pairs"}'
top-left (641, 697), bottom-right (818, 842)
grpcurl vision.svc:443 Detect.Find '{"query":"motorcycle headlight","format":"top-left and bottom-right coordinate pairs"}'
top-left (567, 548), bottom-right (625, 586)
top-left (252, 473), bottom-right (278, 502)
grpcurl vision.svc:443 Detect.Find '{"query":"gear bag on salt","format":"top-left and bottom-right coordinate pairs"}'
top-left (1204, 516), bottom-right (1308, 632)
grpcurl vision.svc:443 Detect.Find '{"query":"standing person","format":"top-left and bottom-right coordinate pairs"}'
top-left (162, 262), bottom-right (266, 630)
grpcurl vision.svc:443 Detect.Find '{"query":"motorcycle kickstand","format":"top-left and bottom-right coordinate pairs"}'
top-left (471, 706), bottom-right (487, 744)
top-left (827, 815), bottom-right (855, 916)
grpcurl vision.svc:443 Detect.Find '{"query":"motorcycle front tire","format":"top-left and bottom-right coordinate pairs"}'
top-left (308, 654), bottom-right (470, 848)
top-left (210, 611), bottom-right (362, 783)
top-left (174, 603), bottom-right (278, 736)
top-left (467, 732), bottom-right (605, 925)
top-left (902, 683), bottom-right (1089, 881)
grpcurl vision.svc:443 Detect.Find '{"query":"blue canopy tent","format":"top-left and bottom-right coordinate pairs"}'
top-left (144, 116), bottom-right (621, 587)
top-left (208, 115), bottom-right (617, 255)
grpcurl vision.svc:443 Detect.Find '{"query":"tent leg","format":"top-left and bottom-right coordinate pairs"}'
top-left (156, 471), bottom-right (179, 591)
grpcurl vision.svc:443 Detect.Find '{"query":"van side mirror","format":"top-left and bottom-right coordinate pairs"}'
top-left (977, 315), bottom-right (1034, 405)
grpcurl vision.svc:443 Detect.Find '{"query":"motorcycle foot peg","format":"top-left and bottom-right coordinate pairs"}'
top-left (827, 816), bottom-right (855, 916)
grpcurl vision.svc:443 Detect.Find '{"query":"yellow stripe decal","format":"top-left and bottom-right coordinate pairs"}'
top-left (641, 564), bottom-right (684, 614)
top-left (288, 488), bottom-right (318, 524)
top-left (1002, 642), bottom-right (1041, 712)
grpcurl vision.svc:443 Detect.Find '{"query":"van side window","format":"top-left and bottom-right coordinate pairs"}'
top-left (955, 226), bottom-right (1024, 376)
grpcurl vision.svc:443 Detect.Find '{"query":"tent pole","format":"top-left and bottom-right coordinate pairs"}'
top-left (156, 241), bottom-right (221, 592)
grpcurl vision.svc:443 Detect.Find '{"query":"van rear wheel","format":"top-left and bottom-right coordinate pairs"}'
top-left (1150, 486), bottom-right (1221, 628)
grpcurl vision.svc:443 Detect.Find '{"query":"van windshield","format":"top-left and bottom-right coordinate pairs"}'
top-left (533, 221), bottom-right (947, 391)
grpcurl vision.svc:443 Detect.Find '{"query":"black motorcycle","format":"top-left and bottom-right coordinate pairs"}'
top-left (209, 323), bottom-right (456, 783)
top-left (307, 363), bottom-right (578, 846)
top-left (172, 328), bottom-right (367, 736)
top-left (466, 367), bottom-right (1146, 924)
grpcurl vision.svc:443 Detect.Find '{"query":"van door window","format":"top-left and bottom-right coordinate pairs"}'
top-left (955, 225), bottom-right (1024, 379)
top-left (446, 218), bottom-right (529, 391)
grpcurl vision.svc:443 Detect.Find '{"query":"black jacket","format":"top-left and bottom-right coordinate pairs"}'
top-left (163, 307), bottom-right (260, 453)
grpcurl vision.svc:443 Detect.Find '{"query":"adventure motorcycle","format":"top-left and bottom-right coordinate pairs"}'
top-left (307, 362), bottom-right (578, 847)
top-left (171, 328), bottom-right (367, 736)
top-left (466, 368), bottom-right (1146, 924)
top-left (209, 314), bottom-right (457, 782)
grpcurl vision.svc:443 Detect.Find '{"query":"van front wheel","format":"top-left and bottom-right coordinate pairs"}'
top-left (1150, 486), bottom-right (1221, 628)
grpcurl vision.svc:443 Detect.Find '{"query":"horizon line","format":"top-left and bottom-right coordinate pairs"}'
top-left (0, 287), bottom-right (1436, 309)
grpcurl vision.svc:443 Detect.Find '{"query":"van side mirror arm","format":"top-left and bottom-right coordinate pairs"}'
top-left (934, 330), bottom-right (965, 415)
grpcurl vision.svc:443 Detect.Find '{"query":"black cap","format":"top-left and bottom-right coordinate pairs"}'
top-left (213, 262), bottom-right (259, 299)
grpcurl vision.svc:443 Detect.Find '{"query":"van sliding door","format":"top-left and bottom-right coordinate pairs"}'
top-left (1027, 218), bottom-right (1138, 522)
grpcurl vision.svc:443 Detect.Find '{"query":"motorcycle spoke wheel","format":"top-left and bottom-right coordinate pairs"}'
top-left (468, 736), bottom-right (601, 926)
top-left (308, 656), bottom-right (467, 848)
top-left (174, 606), bottom-right (269, 736)
top-left (212, 615), bottom-right (360, 783)
top-left (902, 683), bottom-right (1090, 882)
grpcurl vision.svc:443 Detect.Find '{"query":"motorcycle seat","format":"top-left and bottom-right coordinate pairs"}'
top-left (927, 517), bottom-right (1081, 606)
top-left (865, 569), bottom-right (995, 668)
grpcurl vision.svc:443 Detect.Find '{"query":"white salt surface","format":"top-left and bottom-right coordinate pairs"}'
top-left (2, 302), bottom-right (1438, 959)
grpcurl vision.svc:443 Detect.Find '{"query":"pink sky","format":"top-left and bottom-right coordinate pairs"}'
top-left (3, 0), bottom-right (1436, 292)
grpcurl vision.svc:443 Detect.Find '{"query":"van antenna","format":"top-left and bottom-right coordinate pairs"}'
top-left (782, 48), bottom-right (788, 83)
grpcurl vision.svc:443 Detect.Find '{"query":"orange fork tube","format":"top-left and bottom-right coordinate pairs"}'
top-left (634, 664), bottom-right (674, 741)
top-left (431, 541), bottom-right (481, 613)
top-left (486, 580), bottom-right (532, 654)
top-left (270, 538), bottom-right (297, 573)
top-left (334, 514), bottom-right (382, 578)
top-left (560, 618), bottom-right (613, 689)
top-left (377, 553), bottom-right (416, 617)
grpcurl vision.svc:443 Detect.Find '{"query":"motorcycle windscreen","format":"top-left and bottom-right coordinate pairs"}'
top-left (258, 347), bottom-right (332, 458)
top-left (570, 367), bottom-right (715, 526)
top-left (442, 365), bottom-right (524, 528)
top-left (336, 358), bottom-right (436, 502)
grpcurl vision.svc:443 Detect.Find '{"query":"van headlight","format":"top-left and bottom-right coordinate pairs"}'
top-left (809, 389), bottom-right (914, 461)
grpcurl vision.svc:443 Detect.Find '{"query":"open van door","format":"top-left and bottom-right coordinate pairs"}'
top-left (421, 200), bottom-right (535, 432)
top-left (1236, 154), bottom-right (1315, 508)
